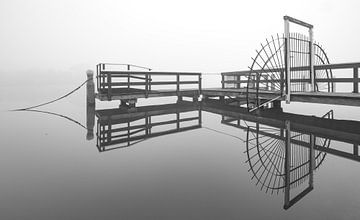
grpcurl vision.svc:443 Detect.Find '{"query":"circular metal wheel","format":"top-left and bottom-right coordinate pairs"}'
top-left (245, 123), bottom-right (330, 194)
top-left (246, 33), bottom-right (333, 111)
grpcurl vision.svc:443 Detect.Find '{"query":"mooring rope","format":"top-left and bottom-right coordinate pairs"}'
top-left (10, 78), bottom-right (90, 111)
top-left (23, 109), bottom-right (87, 130)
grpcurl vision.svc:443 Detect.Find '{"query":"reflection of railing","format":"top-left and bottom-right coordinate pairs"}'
top-left (214, 104), bottom-right (360, 209)
top-left (96, 63), bottom-right (202, 100)
top-left (95, 102), bottom-right (201, 152)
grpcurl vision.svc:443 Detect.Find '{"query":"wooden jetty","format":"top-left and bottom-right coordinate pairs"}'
top-left (90, 62), bottom-right (360, 108)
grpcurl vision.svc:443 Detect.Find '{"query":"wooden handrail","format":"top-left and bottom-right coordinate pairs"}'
top-left (221, 62), bottom-right (360, 76)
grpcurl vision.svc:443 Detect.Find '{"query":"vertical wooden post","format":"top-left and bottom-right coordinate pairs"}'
top-left (198, 74), bottom-right (202, 94)
top-left (101, 64), bottom-right (106, 90)
top-left (222, 74), bottom-right (225, 89)
top-left (107, 72), bottom-right (112, 100)
top-left (284, 18), bottom-right (291, 104)
top-left (354, 144), bottom-right (359, 156)
top-left (309, 28), bottom-right (315, 92)
top-left (86, 70), bottom-right (95, 104)
top-left (353, 67), bottom-right (359, 93)
top-left (86, 70), bottom-right (95, 140)
top-left (176, 74), bottom-right (180, 99)
top-left (280, 71), bottom-right (284, 96)
top-left (149, 75), bottom-right (152, 91)
top-left (145, 74), bottom-right (149, 98)
top-left (176, 74), bottom-right (180, 92)
top-left (127, 64), bottom-right (130, 89)
top-left (96, 64), bottom-right (100, 92)
top-left (284, 120), bottom-right (291, 209)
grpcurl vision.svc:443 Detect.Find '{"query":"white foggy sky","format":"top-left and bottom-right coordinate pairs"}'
top-left (0, 0), bottom-right (360, 79)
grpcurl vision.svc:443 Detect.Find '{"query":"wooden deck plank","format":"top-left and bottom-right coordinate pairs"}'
top-left (96, 89), bottom-right (200, 101)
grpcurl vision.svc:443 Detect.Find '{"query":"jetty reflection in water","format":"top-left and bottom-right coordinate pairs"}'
top-left (87, 100), bottom-right (360, 210)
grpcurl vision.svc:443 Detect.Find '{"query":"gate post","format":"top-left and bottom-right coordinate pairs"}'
top-left (284, 18), bottom-right (291, 104)
top-left (309, 28), bottom-right (315, 92)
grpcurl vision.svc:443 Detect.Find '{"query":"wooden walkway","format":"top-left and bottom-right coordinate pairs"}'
top-left (202, 88), bottom-right (360, 106)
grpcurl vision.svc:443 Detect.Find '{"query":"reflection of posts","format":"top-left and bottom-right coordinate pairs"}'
top-left (283, 120), bottom-right (315, 210)
top-left (86, 70), bottom-right (95, 140)
top-left (86, 102), bottom-right (95, 140)
top-left (284, 120), bottom-right (291, 209)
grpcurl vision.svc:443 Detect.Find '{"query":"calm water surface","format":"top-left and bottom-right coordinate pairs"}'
top-left (1, 82), bottom-right (360, 220)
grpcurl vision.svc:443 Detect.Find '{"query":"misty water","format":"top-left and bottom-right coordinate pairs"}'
top-left (1, 80), bottom-right (360, 220)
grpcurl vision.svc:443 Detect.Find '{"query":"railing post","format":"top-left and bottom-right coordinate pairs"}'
top-left (127, 65), bottom-right (130, 89)
top-left (309, 28), bottom-right (315, 92)
top-left (145, 74), bottom-right (149, 98)
top-left (280, 70), bottom-right (284, 95)
top-left (198, 74), bottom-right (202, 94)
top-left (96, 64), bottom-right (99, 92)
top-left (101, 64), bottom-right (106, 91)
top-left (107, 72), bottom-right (112, 100)
top-left (222, 74), bottom-right (225, 89)
top-left (353, 67), bottom-right (359, 93)
top-left (149, 75), bottom-right (152, 91)
top-left (176, 74), bottom-right (180, 95)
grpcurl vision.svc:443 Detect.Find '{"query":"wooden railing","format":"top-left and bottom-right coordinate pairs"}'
top-left (221, 62), bottom-right (360, 93)
top-left (96, 63), bottom-right (202, 99)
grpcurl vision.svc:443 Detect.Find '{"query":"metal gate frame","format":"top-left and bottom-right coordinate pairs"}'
top-left (284, 16), bottom-right (314, 103)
